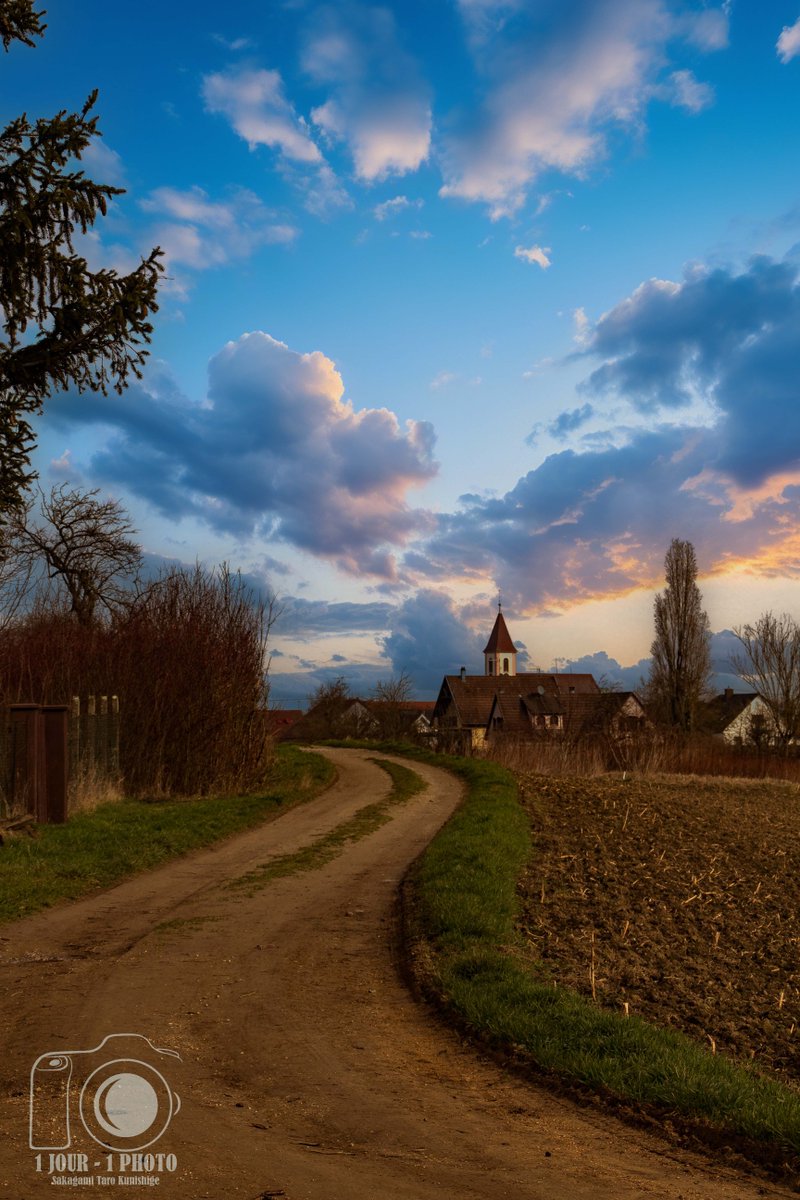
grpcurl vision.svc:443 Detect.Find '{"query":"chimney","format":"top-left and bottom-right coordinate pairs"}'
top-left (724, 687), bottom-right (733, 700)
top-left (460, 666), bottom-right (466, 681)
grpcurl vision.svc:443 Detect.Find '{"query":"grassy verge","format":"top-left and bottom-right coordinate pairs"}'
top-left (399, 748), bottom-right (800, 1178)
top-left (0, 746), bottom-right (335, 924)
top-left (228, 756), bottom-right (426, 893)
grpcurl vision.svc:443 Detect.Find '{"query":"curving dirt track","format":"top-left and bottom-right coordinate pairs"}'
top-left (0, 749), bottom-right (792, 1199)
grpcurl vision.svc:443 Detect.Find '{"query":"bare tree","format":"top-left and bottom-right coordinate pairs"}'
top-left (731, 612), bottom-right (800, 748)
top-left (372, 671), bottom-right (413, 705)
top-left (302, 676), bottom-right (353, 739)
top-left (647, 538), bottom-right (711, 730)
top-left (371, 670), bottom-right (415, 739)
top-left (11, 484), bottom-right (142, 625)
top-left (0, 519), bottom-right (34, 629)
top-left (596, 672), bottom-right (622, 694)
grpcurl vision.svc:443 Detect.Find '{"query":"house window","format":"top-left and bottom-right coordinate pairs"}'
top-left (502, 657), bottom-right (509, 673)
top-left (488, 658), bottom-right (494, 674)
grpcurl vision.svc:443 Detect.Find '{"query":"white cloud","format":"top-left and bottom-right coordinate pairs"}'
top-left (211, 33), bottom-right (254, 52)
top-left (456, 0), bottom-right (526, 46)
top-left (678, 7), bottom-right (729, 51)
top-left (142, 186), bottom-right (237, 228)
top-left (140, 186), bottom-right (298, 273)
top-left (311, 95), bottom-right (430, 182)
top-left (777, 17), bottom-right (800, 63)
top-left (202, 67), bottom-right (321, 163)
top-left (80, 139), bottom-right (126, 185)
top-left (573, 307), bottom-right (591, 345)
top-left (515, 244), bottom-right (551, 269)
top-left (76, 229), bottom-right (140, 277)
top-left (48, 449), bottom-right (81, 482)
top-left (47, 333), bottom-right (438, 579)
top-left (666, 69), bottom-right (714, 113)
top-left (442, 0), bottom-right (722, 218)
top-left (430, 371), bottom-right (457, 389)
top-left (282, 162), bottom-right (352, 218)
top-left (302, 5), bottom-right (431, 181)
top-left (373, 194), bottom-right (423, 221)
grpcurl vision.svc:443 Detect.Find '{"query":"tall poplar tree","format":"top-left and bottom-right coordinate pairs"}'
top-left (648, 538), bottom-right (711, 730)
top-left (0, 2), bottom-right (162, 516)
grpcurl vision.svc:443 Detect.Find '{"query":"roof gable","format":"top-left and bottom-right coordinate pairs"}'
top-left (437, 671), bottom-right (600, 728)
top-left (697, 692), bottom-right (760, 734)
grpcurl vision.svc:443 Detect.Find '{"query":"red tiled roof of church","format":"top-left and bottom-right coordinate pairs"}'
top-left (483, 610), bottom-right (516, 654)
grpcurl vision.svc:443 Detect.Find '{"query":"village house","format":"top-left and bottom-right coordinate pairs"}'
top-left (284, 695), bottom-right (435, 742)
top-left (432, 607), bottom-right (648, 751)
top-left (697, 689), bottom-right (773, 745)
top-left (265, 709), bottom-right (304, 740)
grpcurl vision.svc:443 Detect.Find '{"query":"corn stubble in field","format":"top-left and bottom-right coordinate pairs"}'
top-left (517, 773), bottom-right (800, 1085)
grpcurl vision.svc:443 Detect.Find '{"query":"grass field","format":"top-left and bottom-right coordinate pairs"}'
top-left (0, 745), bottom-right (335, 923)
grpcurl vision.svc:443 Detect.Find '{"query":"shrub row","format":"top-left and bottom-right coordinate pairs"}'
top-left (0, 564), bottom-right (273, 797)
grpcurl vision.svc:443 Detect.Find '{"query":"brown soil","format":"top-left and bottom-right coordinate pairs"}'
top-left (517, 773), bottom-right (800, 1079)
top-left (0, 750), bottom-right (792, 1199)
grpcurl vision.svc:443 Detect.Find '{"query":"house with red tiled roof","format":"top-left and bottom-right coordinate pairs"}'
top-left (433, 607), bottom-right (602, 750)
top-left (264, 709), bottom-right (304, 741)
top-left (433, 607), bottom-right (647, 750)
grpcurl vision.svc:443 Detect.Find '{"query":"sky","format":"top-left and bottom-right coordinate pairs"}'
top-left (6, 0), bottom-right (800, 704)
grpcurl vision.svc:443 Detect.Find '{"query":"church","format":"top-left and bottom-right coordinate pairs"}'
top-left (432, 607), bottom-right (647, 751)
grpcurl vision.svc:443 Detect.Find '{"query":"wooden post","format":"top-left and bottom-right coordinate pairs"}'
top-left (9, 704), bottom-right (43, 819)
top-left (70, 695), bottom-right (81, 779)
top-left (110, 695), bottom-right (120, 774)
top-left (87, 693), bottom-right (96, 768)
top-left (42, 706), bottom-right (69, 823)
top-left (99, 694), bottom-right (108, 773)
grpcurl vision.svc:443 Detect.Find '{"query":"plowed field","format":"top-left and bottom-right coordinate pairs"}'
top-left (517, 774), bottom-right (800, 1083)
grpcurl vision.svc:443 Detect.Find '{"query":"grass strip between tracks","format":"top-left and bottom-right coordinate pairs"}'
top-left (356, 743), bottom-right (800, 1176)
top-left (227, 757), bottom-right (426, 893)
top-left (0, 746), bottom-right (335, 923)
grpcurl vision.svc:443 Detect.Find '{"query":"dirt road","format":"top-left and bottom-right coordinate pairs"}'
top-left (0, 749), bottom-right (791, 1199)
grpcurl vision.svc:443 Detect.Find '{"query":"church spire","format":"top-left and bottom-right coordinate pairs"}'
top-left (483, 608), bottom-right (517, 676)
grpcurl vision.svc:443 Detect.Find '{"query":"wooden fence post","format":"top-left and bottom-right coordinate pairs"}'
top-left (9, 704), bottom-right (44, 820)
top-left (99, 694), bottom-right (108, 773)
top-left (86, 694), bottom-right (96, 767)
top-left (5, 693), bottom-right (121, 820)
top-left (42, 706), bottom-right (68, 823)
top-left (70, 696), bottom-right (81, 780)
top-left (110, 695), bottom-right (120, 774)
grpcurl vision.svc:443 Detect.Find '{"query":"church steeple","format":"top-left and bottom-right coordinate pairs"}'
top-left (483, 604), bottom-right (517, 676)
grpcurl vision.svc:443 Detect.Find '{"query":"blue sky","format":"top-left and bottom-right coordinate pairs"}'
top-left (7, 1), bottom-right (800, 703)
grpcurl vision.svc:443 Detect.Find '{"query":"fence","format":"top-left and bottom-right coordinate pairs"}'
top-left (0, 695), bottom-right (120, 821)
top-left (69, 694), bottom-right (120, 784)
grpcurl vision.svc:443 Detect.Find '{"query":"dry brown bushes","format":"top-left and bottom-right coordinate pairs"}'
top-left (0, 564), bottom-right (275, 797)
top-left (487, 730), bottom-right (800, 783)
